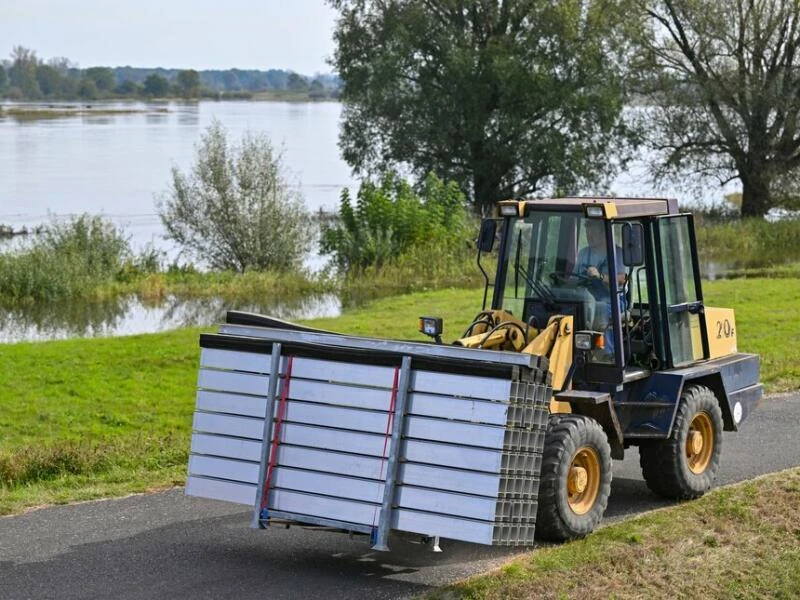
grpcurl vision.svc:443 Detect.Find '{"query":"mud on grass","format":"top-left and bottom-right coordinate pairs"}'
top-left (431, 469), bottom-right (800, 600)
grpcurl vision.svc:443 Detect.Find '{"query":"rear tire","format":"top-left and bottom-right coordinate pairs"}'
top-left (535, 415), bottom-right (612, 541)
top-left (639, 385), bottom-right (723, 499)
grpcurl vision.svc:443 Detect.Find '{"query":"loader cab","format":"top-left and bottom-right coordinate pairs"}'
top-left (487, 198), bottom-right (708, 385)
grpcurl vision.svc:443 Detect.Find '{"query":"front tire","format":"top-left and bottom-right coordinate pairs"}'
top-left (639, 384), bottom-right (723, 499)
top-left (536, 415), bottom-right (612, 541)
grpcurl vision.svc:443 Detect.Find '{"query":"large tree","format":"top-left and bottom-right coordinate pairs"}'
top-left (143, 73), bottom-right (170, 97)
top-left (177, 69), bottom-right (201, 98)
top-left (639, 0), bottom-right (800, 217)
top-left (329, 0), bottom-right (638, 213)
top-left (9, 46), bottom-right (41, 99)
top-left (84, 67), bottom-right (116, 92)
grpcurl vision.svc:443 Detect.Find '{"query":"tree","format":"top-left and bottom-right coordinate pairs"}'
top-left (78, 77), bottom-right (98, 100)
top-left (115, 79), bottom-right (140, 95)
top-left (84, 67), bottom-right (115, 92)
top-left (143, 73), bottom-right (170, 97)
top-left (176, 69), bottom-right (201, 97)
top-left (329, 0), bottom-right (638, 214)
top-left (36, 64), bottom-right (64, 97)
top-left (157, 121), bottom-right (313, 272)
top-left (0, 65), bottom-right (7, 95)
top-left (637, 0), bottom-right (800, 217)
top-left (9, 46), bottom-right (41, 99)
top-left (287, 72), bottom-right (308, 92)
top-left (320, 171), bottom-right (472, 271)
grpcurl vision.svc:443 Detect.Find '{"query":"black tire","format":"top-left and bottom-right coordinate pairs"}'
top-left (535, 414), bottom-right (612, 541)
top-left (639, 384), bottom-right (723, 500)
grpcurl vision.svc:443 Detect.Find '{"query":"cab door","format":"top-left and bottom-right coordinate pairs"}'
top-left (654, 215), bottom-right (708, 367)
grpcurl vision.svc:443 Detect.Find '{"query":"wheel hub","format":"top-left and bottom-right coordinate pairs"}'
top-left (686, 412), bottom-right (715, 474)
top-left (568, 466), bottom-right (589, 495)
top-left (688, 430), bottom-right (704, 455)
top-left (567, 447), bottom-right (601, 515)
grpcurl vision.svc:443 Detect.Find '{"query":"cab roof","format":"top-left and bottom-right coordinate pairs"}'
top-left (498, 196), bottom-right (680, 219)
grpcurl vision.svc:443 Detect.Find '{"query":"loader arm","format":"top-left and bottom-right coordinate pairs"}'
top-left (522, 315), bottom-right (573, 392)
top-left (455, 311), bottom-right (574, 393)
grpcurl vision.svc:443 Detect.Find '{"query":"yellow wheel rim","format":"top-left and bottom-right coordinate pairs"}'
top-left (686, 412), bottom-right (715, 474)
top-left (567, 446), bottom-right (601, 515)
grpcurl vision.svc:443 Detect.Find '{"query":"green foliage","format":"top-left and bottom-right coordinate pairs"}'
top-left (176, 69), bottom-right (201, 98)
top-left (35, 64), bottom-right (62, 96)
top-left (320, 172), bottom-right (474, 271)
top-left (158, 121), bottom-right (313, 272)
top-left (143, 73), bottom-right (170, 97)
top-left (115, 79), bottom-right (139, 95)
top-left (9, 45), bottom-right (41, 99)
top-left (329, 0), bottom-right (639, 212)
top-left (0, 215), bottom-right (132, 302)
top-left (0, 45), bottom-right (340, 101)
top-left (695, 217), bottom-right (800, 268)
top-left (286, 72), bottom-right (308, 91)
top-left (78, 77), bottom-right (98, 100)
top-left (637, 1), bottom-right (800, 217)
top-left (84, 66), bottom-right (115, 92)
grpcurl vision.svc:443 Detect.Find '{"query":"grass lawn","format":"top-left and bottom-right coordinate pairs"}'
top-left (0, 278), bottom-right (796, 516)
top-left (431, 468), bottom-right (800, 599)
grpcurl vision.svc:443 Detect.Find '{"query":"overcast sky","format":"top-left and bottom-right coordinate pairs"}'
top-left (2, 0), bottom-right (338, 75)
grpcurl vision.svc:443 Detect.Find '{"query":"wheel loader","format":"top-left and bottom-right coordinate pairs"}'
top-left (185, 196), bottom-right (761, 547)
top-left (416, 196), bottom-right (762, 540)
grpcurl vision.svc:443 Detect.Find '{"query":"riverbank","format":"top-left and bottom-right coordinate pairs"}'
top-left (0, 103), bottom-right (168, 121)
top-left (0, 278), bottom-right (796, 516)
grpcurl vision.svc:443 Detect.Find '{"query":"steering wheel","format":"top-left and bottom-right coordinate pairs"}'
top-left (549, 271), bottom-right (593, 287)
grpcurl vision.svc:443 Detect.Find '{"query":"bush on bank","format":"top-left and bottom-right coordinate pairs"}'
top-left (320, 172), bottom-right (476, 272)
top-left (0, 215), bottom-right (147, 302)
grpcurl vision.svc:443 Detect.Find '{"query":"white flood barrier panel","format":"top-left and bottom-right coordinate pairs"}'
top-left (186, 315), bottom-right (551, 547)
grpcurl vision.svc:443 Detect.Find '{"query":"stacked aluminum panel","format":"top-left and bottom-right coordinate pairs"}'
top-left (186, 320), bottom-right (551, 547)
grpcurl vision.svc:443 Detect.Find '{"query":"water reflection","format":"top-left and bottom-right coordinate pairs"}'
top-left (0, 293), bottom-right (341, 344)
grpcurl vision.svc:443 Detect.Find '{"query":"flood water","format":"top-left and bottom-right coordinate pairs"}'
top-left (0, 100), bottom-right (355, 258)
top-left (0, 100), bottom-right (743, 342)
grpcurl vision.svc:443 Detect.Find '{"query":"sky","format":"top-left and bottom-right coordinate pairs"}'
top-left (2, 0), bottom-right (339, 75)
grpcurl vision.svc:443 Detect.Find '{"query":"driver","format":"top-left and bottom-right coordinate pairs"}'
top-left (574, 219), bottom-right (626, 342)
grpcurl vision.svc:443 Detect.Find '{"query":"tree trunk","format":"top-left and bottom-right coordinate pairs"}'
top-left (739, 170), bottom-right (771, 218)
top-left (472, 170), bottom-right (503, 216)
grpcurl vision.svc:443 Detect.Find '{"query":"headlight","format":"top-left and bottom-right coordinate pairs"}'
top-left (499, 203), bottom-right (519, 216)
top-left (575, 332), bottom-right (593, 350)
top-left (419, 316), bottom-right (443, 338)
top-left (584, 204), bottom-right (605, 218)
top-left (575, 331), bottom-right (604, 350)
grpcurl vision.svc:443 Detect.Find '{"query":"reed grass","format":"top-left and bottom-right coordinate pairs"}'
top-left (695, 217), bottom-right (800, 268)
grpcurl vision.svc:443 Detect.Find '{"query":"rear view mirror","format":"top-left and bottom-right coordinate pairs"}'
top-left (477, 219), bottom-right (496, 252)
top-left (622, 222), bottom-right (644, 267)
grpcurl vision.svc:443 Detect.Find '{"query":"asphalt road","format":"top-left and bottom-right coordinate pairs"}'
top-left (1, 393), bottom-right (798, 600)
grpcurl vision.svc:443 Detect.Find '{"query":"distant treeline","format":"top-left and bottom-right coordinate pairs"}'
top-left (0, 46), bottom-right (341, 101)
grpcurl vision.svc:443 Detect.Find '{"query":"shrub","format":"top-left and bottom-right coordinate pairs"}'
top-left (320, 172), bottom-right (474, 272)
top-left (157, 121), bottom-right (313, 272)
top-left (0, 215), bottom-right (132, 302)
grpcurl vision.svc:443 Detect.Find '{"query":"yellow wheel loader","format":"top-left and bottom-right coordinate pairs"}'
top-left (185, 197), bottom-right (761, 548)
top-left (416, 197), bottom-right (762, 540)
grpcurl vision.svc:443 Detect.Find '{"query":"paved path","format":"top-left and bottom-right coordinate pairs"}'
top-left (1, 394), bottom-right (798, 600)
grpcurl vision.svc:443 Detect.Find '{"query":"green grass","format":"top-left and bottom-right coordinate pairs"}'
top-left (0, 277), bottom-right (796, 515)
top-left (430, 468), bottom-right (800, 600)
top-left (704, 278), bottom-right (800, 391)
top-left (695, 217), bottom-right (800, 268)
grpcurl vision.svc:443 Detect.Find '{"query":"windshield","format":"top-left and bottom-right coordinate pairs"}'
top-left (499, 211), bottom-right (581, 317)
top-left (497, 211), bottom-right (624, 343)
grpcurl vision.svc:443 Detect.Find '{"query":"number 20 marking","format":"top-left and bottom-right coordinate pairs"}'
top-left (716, 319), bottom-right (734, 339)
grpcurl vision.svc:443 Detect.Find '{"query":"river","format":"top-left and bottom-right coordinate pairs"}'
top-left (0, 101), bottom-right (354, 260)
top-left (0, 100), bottom-right (739, 342)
